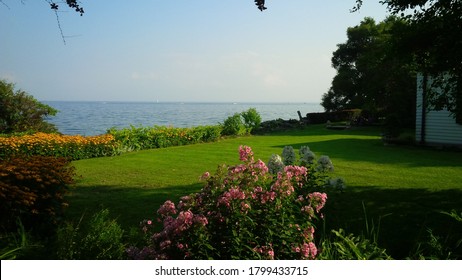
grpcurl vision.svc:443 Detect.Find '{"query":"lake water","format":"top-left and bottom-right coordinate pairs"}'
top-left (44, 101), bottom-right (324, 136)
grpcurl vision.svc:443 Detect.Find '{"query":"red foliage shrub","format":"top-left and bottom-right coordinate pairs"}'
top-left (0, 156), bottom-right (75, 233)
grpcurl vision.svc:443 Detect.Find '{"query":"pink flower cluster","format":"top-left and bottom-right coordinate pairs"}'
top-left (301, 192), bottom-right (327, 219)
top-left (293, 242), bottom-right (317, 260)
top-left (157, 200), bottom-right (177, 217)
top-left (284, 165), bottom-right (308, 186)
top-left (239, 145), bottom-right (254, 162)
top-left (254, 244), bottom-right (275, 260)
top-left (148, 202), bottom-right (209, 258)
top-left (217, 187), bottom-right (246, 208)
top-left (308, 192), bottom-right (328, 213)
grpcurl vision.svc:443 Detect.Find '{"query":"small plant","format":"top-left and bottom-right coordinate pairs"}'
top-left (128, 146), bottom-right (332, 260)
top-left (0, 220), bottom-right (42, 260)
top-left (318, 228), bottom-right (392, 260)
top-left (409, 210), bottom-right (462, 260)
top-left (57, 209), bottom-right (125, 260)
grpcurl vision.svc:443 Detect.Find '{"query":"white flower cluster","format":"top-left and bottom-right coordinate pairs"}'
top-left (282, 146), bottom-right (296, 165)
top-left (299, 146), bottom-right (316, 165)
top-left (327, 177), bottom-right (346, 191)
top-left (267, 154), bottom-right (285, 174)
top-left (316, 155), bottom-right (334, 172)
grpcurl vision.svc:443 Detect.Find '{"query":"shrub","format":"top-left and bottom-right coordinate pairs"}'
top-left (127, 146), bottom-right (334, 260)
top-left (57, 209), bottom-right (125, 260)
top-left (108, 125), bottom-right (222, 151)
top-left (221, 113), bottom-right (246, 136)
top-left (222, 108), bottom-right (262, 136)
top-left (0, 156), bottom-right (75, 234)
top-left (241, 108), bottom-right (262, 133)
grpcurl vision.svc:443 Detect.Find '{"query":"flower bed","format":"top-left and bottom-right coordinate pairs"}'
top-left (0, 132), bottom-right (119, 160)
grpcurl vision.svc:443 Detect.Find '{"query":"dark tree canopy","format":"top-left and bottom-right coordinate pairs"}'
top-left (322, 17), bottom-right (417, 134)
top-left (355, 0), bottom-right (462, 118)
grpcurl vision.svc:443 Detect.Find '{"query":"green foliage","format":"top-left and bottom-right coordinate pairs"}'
top-left (318, 228), bottom-right (392, 260)
top-left (221, 113), bottom-right (246, 136)
top-left (0, 221), bottom-right (43, 260)
top-left (108, 125), bottom-right (222, 152)
top-left (222, 108), bottom-right (262, 136)
top-left (241, 108), bottom-right (262, 133)
top-left (57, 209), bottom-right (125, 260)
top-left (0, 156), bottom-right (75, 234)
top-left (0, 80), bottom-right (58, 134)
top-left (322, 17), bottom-right (416, 131)
top-left (410, 210), bottom-right (462, 260)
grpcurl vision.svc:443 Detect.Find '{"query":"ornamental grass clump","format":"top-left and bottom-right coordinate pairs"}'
top-left (128, 145), bottom-right (332, 260)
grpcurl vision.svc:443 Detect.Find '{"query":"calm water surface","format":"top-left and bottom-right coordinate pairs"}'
top-left (44, 101), bottom-right (323, 136)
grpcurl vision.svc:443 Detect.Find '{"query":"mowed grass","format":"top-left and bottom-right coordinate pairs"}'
top-left (68, 125), bottom-right (462, 258)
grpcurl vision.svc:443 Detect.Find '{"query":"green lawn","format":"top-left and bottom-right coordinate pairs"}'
top-left (68, 125), bottom-right (462, 258)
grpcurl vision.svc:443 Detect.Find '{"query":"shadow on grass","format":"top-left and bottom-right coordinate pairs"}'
top-left (261, 125), bottom-right (383, 137)
top-left (275, 138), bottom-right (462, 167)
top-left (323, 186), bottom-right (462, 259)
top-left (65, 183), bottom-right (203, 231)
top-left (65, 183), bottom-right (462, 259)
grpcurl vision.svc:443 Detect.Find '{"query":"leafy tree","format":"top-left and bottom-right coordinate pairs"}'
top-left (354, 0), bottom-right (462, 121)
top-left (322, 17), bottom-right (417, 131)
top-left (0, 80), bottom-right (58, 134)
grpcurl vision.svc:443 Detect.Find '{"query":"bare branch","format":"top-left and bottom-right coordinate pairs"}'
top-left (0, 0), bottom-right (11, 9)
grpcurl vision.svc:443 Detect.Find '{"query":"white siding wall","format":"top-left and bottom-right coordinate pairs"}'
top-left (416, 74), bottom-right (462, 146)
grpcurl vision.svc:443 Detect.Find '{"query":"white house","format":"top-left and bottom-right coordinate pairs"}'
top-left (415, 73), bottom-right (462, 146)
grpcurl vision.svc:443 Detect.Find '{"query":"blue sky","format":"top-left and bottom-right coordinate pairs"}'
top-left (0, 0), bottom-right (388, 103)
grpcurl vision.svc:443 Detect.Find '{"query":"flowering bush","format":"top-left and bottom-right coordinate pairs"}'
top-left (0, 156), bottom-right (75, 233)
top-left (0, 132), bottom-right (118, 160)
top-left (128, 146), bottom-right (334, 260)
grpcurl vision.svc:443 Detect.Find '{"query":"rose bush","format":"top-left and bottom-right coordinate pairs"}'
top-left (128, 145), bottom-right (339, 260)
